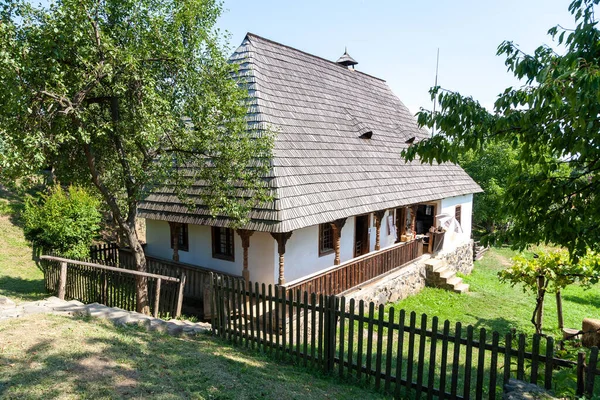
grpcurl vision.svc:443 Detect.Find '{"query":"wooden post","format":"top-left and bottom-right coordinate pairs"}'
top-left (536, 276), bottom-right (545, 332)
top-left (58, 261), bottom-right (67, 300)
top-left (373, 210), bottom-right (386, 251)
top-left (577, 351), bottom-right (586, 396)
top-left (175, 273), bottom-right (186, 318)
top-left (410, 205), bottom-right (417, 236)
top-left (153, 278), bottom-right (162, 318)
top-left (271, 232), bottom-right (293, 285)
top-left (237, 229), bottom-right (255, 286)
top-left (330, 218), bottom-right (347, 265)
top-left (556, 290), bottom-right (564, 329)
top-left (168, 222), bottom-right (181, 262)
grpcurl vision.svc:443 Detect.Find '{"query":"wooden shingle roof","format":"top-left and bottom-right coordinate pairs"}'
top-left (139, 33), bottom-right (482, 233)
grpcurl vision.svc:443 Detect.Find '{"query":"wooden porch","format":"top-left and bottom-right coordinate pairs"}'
top-left (280, 238), bottom-right (425, 297)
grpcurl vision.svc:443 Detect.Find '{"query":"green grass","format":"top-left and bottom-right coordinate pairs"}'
top-left (0, 186), bottom-right (45, 302)
top-left (0, 314), bottom-right (387, 400)
top-left (388, 246), bottom-right (600, 337)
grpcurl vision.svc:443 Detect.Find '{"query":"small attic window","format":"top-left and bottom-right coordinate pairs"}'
top-left (359, 131), bottom-right (373, 139)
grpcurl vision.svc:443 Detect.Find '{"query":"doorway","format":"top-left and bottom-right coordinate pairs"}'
top-left (354, 214), bottom-right (370, 257)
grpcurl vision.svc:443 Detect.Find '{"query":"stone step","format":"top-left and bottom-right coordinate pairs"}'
top-left (435, 268), bottom-right (455, 280)
top-left (445, 276), bottom-right (463, 287)
top-left (425, 258), bottom-right (445, 272)
top-left (453, 283), bottom-right (470, 294)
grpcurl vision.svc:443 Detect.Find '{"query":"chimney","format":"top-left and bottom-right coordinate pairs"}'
top-left (336, 47), bottom-right (358, 69)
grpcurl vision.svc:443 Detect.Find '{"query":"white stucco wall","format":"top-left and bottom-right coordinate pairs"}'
top-left (144, 219), bottom-right (275, 284)
top-left (279, 217), bottom-right (355, 283)
top-left (439, 194), bottom-right (473, 251)
top-left (368, 210), bottom-right (398, 251)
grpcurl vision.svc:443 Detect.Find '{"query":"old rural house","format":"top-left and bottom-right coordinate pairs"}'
top-left (138, 33), bottom-right (482, 298)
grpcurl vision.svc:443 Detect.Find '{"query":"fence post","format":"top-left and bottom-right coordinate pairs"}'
top-left (577, 351), bottom-right (585, 396)
top-left (175, 273), bottom-right (186, 318)
top-left (58, 261), bottom-right (68, 300)
top-left (323, 295), bottom-right (337, 374)
top-left (153, 278), bottom-right (162, 318)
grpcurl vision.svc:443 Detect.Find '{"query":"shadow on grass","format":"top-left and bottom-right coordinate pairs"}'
top-left (0, 186), bottom-right (26, 228)
top-left (563, 293), bottom-right (600, 308)
top-left (0, 316), bottom-right (382, 400)
top-left (0, 276), bottom-right (47, 301)
top-left (465, 314), bottom-right (515, 335)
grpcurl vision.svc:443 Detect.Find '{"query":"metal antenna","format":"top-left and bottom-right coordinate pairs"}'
top-left (432, 48), bottom-right (440, 137)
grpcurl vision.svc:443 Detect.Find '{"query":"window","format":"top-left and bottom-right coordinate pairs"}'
top-left (455, 205), bottom-right (462, 225)
top-left (319, 223), bottom-right (335, 256)
top-left (170, 223), bottom-right (189, 252)
top-left (212, 227), bottom-right (235, 261)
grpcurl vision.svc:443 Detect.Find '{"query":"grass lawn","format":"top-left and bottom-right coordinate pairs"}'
top-left (0, 187), bottom-right (46, 302)
top-left (0, 314), bottom-right (387, 400)
top-left (388, 247), bottom-right (600, 337)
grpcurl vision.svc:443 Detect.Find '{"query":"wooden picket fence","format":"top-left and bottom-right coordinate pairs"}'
top-left (211, 274), bottom-right (600, 399)
top-left (40, 254), bottom-right (185, 318)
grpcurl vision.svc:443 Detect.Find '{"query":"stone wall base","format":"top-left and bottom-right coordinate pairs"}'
top-left (436, 240), bottom-right (474, 275)
top-left (341, 256), bottom-right (429, 309)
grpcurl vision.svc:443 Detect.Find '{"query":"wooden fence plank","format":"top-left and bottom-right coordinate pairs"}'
top-left (503, 332), bottom-right (513, 386)
top-left (375, 304), bottom-right (385, 390)
top-left (406, 311), bottom-right (417, 393)
top-left (517, 334), bottom-right (526, 381)
top-left (489, 331), bottom-right (499, 400)
top-left (347, 298), bottom-right (356, 377)
top-left (585, 346), bottom-right (599, 396)
top-left (339, 296), bottom-right (346, 378)
top-left (385, 307), bottom-right (395, 394)
top-left (475, 328), bottom-right (487, 400)
top-left (450, 322), bottom-right (462, 400)
top-left (366, 302), bottom-right (376, 383)
top-left (395, 309), bottom-right (406, 399)
top-left (464, 325), bottom-right (474, 399)
top-left (544, 337), bottom-right (554, 390)
top-left (530, 334), bottom-right (540, 384)
top-left (426, 316), bottom-right (439, 400)
top-left (357, 300), bottom-right (365, 382)
top-left (416, 313), bottom-right (428, 399)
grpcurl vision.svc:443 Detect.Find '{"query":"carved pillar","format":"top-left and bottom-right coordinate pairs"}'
top-left (237, 229), bottom-right (255, 285)
top-left (329, 218), bottom-right (347, 265)
top-left (271, 232), bottom-right (293, 285)
top-left (168, 222), bottom-right (180, 262)
top-left (373, 210), bottom-right (386, 251)
top-left (410, 205), bottom-right (418, 236)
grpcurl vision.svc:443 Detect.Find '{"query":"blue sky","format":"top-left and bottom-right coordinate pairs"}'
top-left (216, 0), bottom-right (576, 114)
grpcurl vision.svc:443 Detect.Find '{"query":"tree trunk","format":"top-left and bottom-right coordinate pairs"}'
top-left (123, 219), bottom-right (150, 315)
top-left (556, 290), bottom-right (564, 329)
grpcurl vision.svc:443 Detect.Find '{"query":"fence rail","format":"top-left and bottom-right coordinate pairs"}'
top-left (211, 275), bottom-right (599, 399)
top-left (89, 244), bottom-right (240, 319)
top-left (281, 238), bottom-right (424, 297)
top-left (40, 255), bottom-right (185, 318)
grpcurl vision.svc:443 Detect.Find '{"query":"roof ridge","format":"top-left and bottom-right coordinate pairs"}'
top-left (244, 32), bottom-right (386, 83)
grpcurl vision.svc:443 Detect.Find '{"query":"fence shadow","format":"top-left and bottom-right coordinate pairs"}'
top-left (0, 275), bottom-right (46, 301)
top-left (466, 314), bottom-right (515, 335)
top-left (563, 293), bottom-right (600, 308)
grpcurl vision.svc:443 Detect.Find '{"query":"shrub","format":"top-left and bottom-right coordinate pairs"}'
top-left (23, 185), bottom-right (101, 259)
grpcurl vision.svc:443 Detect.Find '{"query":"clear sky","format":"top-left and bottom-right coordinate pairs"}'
top-left (216, 0), bottom-right (576, 114)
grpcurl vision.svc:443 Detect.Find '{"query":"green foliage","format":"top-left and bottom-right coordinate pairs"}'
top-left (403, 0), bottom-right (600, 259)
top-left (458, 141), bottom-right (519, 233)
top-left (0, 0), bottom-right (273, 234)
top-left (499, 249), bottom-right (600, 294)
top-left (22, 185), bottom-right (101, 259)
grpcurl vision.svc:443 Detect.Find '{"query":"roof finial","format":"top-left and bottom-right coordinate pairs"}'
top-left (336, 48), bottom-right (358, 69)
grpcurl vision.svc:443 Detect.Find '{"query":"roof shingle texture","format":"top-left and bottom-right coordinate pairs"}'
top-left (139, 33), bottom-right (482, 233)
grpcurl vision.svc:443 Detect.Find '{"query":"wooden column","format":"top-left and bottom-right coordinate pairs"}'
top-left (373, 210), bottom-right (386, 251)
top-left (237, 229), bottom-right (255, 285)
top-left (58, 261), bottom-right (67, 300)
top-left (168, 222), bottom-right (180, 262)
top-left (330, 218), bottom-right (347, 265)
top-left (410, 205), bottom-right (417, 235)
top-left (271, 232), bottom-right (293, 285)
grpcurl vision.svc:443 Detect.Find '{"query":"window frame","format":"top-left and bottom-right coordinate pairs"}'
top-left (455, 205), bottom-right (462, 225)
top-left (170, 223), bottom-right (189, 252)
top-left (318, 223), bottom-right (335, 257)
top-left (212, 227), bottom-right (235, 261)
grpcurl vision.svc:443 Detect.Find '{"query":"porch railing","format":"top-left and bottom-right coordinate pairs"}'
top-left (281, 238), bottom-right (424, 297)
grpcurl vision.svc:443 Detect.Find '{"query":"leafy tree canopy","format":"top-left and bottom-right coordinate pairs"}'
top-left (23, 185), bottom-right (102, 259)
top-left (0, 0), bottom-right (273, 312)
top-left (403, 0), bottom-right (600, 259)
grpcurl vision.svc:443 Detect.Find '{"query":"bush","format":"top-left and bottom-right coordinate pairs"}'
top-left (23, 185), bottom-right (101, 258)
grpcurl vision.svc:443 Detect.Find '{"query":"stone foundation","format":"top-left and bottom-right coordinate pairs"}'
top-left (341, 256), bottom-right (429, 308)
top-left (437, 240), bottom-right (474, 275)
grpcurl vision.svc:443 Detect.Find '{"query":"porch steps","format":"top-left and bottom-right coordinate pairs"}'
top-left (425, 259), bottom-right (469, 294)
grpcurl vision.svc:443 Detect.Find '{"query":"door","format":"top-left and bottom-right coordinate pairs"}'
top-left (354, 214), bottom-right (370, 257)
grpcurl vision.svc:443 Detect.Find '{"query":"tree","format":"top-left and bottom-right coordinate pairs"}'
top-left (458, 141), bottom-right (519, 234)
top-left (499, 249), bottom-right (600, 334)
top-left (23, 185), bottom-right (102, 259)
top-left (0, 0), bottom-right (273, 313)
top-left (403, 0), bottom-right (600, 259)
